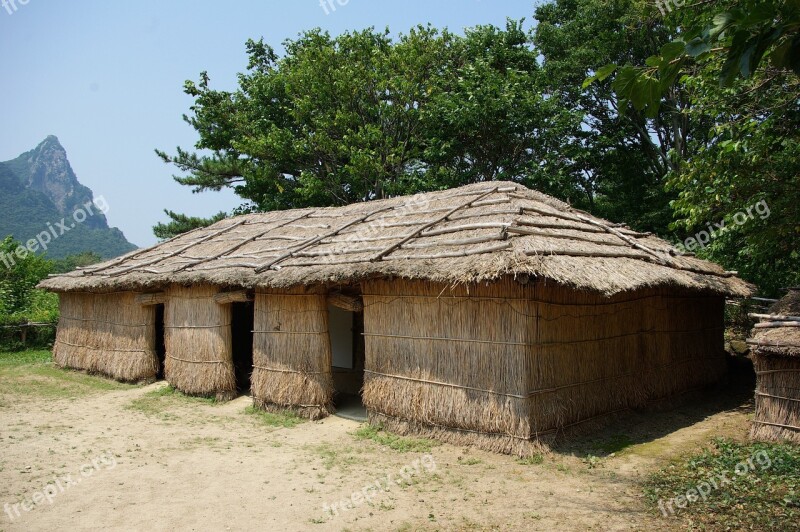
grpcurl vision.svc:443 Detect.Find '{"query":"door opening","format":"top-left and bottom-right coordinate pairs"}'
top-left (231, 301), bottom-right (255, 392)
top-left (329, 303), bottom-right (366, 420)
top-left (155, 304), bottom-right (166, 379)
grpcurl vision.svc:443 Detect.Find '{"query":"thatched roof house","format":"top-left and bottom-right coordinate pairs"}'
top-left (748, 289), bottom-right (800, 443)
top-left (41, 182), bottom-right (751, 454)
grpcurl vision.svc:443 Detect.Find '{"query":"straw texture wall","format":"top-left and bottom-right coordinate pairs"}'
top-left (749, 289), bottom-right (800, 443)
top-left (164, 285), bottom-right (236, 398)
top-left (751, 355), bottom-right (800, 443)
top-left (53, 291), bottom-right (158, 382)
top-left (251, 287), bottom-right (334, 419)
top-left (362, 278), bottom-right (726, 455)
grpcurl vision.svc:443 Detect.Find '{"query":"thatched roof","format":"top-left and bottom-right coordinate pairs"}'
top-left (749, 289), bottom-right (800, 357)
top-left (39, 182), bottom-right (751, 297)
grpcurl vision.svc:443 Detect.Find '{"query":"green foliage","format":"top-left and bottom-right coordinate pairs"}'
top-left (594, 0), bottom-right (800, 115)
top-left (579, 0), bottom-right (799, 294)
top-left (645, 438), bottom-right (800, 530)
top-left (0, 236), bottom-right (54, 319)
top-left (152, 209), bottom-right (228, 240)
top-left (0, 237), bottom-right (60, 348)
top-left (158, 22), bottom-right (577, 212)
top-left (353, 424), bottom-right (439, 453)
top-left (666, 56), bottom-right (799, 295)
top-left (51, 251), bottom-right (103, 273)
top-left (532, 0), bottom-right (680, 233)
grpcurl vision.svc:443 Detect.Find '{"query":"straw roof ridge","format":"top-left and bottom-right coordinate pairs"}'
top-left (749, 289), bottom-right (800, 357)
top-left (39, 181), bottom-right (752, 297)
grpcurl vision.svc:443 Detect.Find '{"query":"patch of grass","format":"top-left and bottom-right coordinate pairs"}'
top-left (309, 442), bottom-right (363, 471)
top-left (582, 454), bottom-right (603, 469)
top-left (517, 453), bottom-right (545, 465)
top-left (457, 456), bottom-right (483, 466)
top-left (126, 385), bottom-right (217, 416)
top-left (353, 424), bottom-right (438, 453)
top-left (595, 433), bottom-right (634, 455)
top-left (0, 349), bottom-right (130, 399)
top-left (0, 349), bottom-right (52, 366)
top-left (644, 438), bottom-right (800, 531)
top-left (245, 405), bottom-right (304, 428)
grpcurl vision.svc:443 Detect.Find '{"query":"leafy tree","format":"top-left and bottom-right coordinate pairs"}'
top-left (667, 58), bottom-right (799, 294)
top-left (532, 0), bottom-right (685, 233)
top-left (153, 210), bottom-right (227, 240)
top-left (156, 22), bottom-right (573, 219)
top-left (586, 0), bottom-right (800, 294)
top-left (0, 236), bottom-right (57, 324)
top-left (51, 252), bottom-right (104, 274)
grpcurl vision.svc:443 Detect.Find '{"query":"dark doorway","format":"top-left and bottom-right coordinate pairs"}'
top-left (329, 303), bottom-right (366, 420)
top-left (231, 301), bottom-right (255, 392)
top-left (155, 304), bottom-right (166, 379)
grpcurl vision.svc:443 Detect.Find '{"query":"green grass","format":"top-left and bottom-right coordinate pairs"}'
top-left (595, 434), bottom-right (635, 455)
top-left (126, 385), bottom-right (217, 416)
top-left (353, 424), bottom-right (439, 453)
top-left (309, 441), bottom-right (364, 471)
top-left (644, 438), bottom-right (800, 531)
top-left (516, 453), bottom-right (545, 465)
top-left (0, 349), bottom-right (130, 399)
top-left (244, 405), bottom-right (305, 428)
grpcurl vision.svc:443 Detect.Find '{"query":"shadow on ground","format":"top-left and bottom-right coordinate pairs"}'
top-left (552, 355), bottom-right (756, 459)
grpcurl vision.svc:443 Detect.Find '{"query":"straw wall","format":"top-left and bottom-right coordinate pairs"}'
top-left (362, 278), bottom-right (726, 454)
top-left (750, 355), bottom-right (800, 443)
top-left (53, 291), bottom-right (158, 382)
top-left (164, 285), bottom-right (235, 397)
top-left (251, 287), bottom-right (334, 419)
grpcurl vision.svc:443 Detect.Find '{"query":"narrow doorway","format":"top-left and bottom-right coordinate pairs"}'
top-left (155, 304), bottom-right (166, 379)
top-left (231, 301), bottom-right (255, 393)
top-left (329, 303), bottom-right (366, 420)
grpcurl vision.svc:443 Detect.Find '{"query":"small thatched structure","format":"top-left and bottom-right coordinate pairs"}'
top-left (40, 182), bottom-right (751, 454)
top-left (748, 288), bottom-right (800, 443)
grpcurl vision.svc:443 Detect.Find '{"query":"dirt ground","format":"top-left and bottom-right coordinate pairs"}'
top-left (0, 363), bottom-right (754, 531)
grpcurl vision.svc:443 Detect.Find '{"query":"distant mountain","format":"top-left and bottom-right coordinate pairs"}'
top-left (0, 136), bottom-right (138, 259)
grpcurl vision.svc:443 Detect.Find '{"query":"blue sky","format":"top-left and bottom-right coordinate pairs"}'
top-left (0, 0), bottom-right (538, 247)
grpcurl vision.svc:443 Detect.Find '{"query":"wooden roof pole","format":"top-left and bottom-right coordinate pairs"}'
top-left (106, 219), bottom-right (248, 277)
top-left (254, 205), bottom-right (396, 273)
top-left (171, 210), bottom-right (315, 274)
top-left (371, 187), bottom-right (505, 262)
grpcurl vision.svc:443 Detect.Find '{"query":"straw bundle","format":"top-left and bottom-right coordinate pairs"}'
top-left (53, 291), bottom-right (158, 382)
top-left (362, 278), bottom-right (726, 455)
top-left (749, 289), bottom-right (800, 443)
top-left (163, 284), bottom-right (236, 398)
top-left (251, 287), bottom-right (334, 419)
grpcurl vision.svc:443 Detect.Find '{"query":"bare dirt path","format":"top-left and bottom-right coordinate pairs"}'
top-left (0, 373), bottom-right (753, 532)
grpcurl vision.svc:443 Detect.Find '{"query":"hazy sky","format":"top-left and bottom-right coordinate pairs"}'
top-left (0, 0), bottom-right (537, 247)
